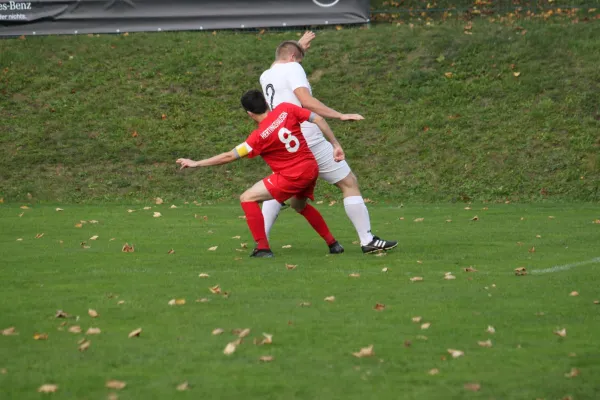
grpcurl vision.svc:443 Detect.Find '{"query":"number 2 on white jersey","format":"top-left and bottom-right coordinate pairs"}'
top-left (278, 127), bottom-right (299, 153)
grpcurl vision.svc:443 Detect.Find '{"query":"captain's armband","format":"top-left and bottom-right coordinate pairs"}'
top-left (234, 142), bottom-right (252, 159)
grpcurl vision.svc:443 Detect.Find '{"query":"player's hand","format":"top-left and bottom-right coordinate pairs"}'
top-left (333, 145), bottom-right (345, 162)
top-left (340, 114), bottom-right (364, 121)
top-left (298, 31), bottom-right (316, 51)
top-left (176, 158), bottom-right (198, 170)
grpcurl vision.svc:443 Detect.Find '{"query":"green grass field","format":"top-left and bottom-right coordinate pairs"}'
top-left (2, 201), bottom-right (600, 399)
top-left (1, 18), bottom-right (599, 203)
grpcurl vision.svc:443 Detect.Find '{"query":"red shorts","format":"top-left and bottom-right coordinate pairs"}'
top-left (263, 167), bottom-right (318, 203)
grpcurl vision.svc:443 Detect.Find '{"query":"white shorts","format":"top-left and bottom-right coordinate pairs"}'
top-left (309, 140), bottom-right (352, 185)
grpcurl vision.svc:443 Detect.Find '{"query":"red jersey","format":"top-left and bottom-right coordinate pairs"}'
top-left (240, 103), bottom-right (317, 179)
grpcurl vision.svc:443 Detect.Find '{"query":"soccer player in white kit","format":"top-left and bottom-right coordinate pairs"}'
top-left (259, 32), bottom-right (398, 254)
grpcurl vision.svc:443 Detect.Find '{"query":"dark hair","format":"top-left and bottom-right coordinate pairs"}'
top-left (241, 89), bottom-right (269, 114)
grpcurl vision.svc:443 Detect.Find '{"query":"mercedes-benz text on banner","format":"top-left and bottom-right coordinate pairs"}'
top-left (0, 0), bottom-right (369, 37)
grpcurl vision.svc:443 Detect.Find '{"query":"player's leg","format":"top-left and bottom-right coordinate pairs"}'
top-left (334, 172), bottom-right (398, 254)
top-left (240, 180), bottom-right (276, 258)
top-left (261, 199), bottom-right (282, 241)
top-left (290, 196), bottom-right (344, 254)
top-left (311, 140), bottom-right (398, 254)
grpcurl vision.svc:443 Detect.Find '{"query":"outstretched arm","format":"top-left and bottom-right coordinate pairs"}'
top-left (295, 87), bottom-right (364, 121)
top-left (176, 150), bottom-right (238, 170)
top-left (297, 31), bottom-right (316, 53)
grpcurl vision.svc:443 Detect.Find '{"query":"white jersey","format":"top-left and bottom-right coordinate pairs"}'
top-left (259, 62), bottom-right (325, 148)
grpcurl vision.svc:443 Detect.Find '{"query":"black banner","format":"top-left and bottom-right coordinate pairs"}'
top-left (0, 0), bottom-right (370, 37)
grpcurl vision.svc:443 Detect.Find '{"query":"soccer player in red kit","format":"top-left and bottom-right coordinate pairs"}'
top-left (176, 89), bottom-right (350, 258)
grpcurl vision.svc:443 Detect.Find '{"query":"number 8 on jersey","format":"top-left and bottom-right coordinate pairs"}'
top-left (278, 127), bottom-right (299, 153)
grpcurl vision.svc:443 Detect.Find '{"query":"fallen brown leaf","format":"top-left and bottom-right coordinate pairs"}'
top-left (486, 326), bottom-right (496, 334)
top-left (529, 246), bottom-right (536, 253)
top-left (554, 328), bottom-right (567, 338)
top-left (421, 323), bottom-right (431, 330)
top-left (128, 328), bottom-right (142, 338)
top-left (143, 207), bottom-right (151, 210)
top-left (428, 368), bottom-right (439, 375)
top-left (211, 328), bottom-right (224, 336)
top-left (2, 327), bottom-right (18, 336)
top-left (168, 299), bottom-right (186, 306)
top-left (38, 384), bottom-right (58, 393)
top-left (282, 245), bottom-right (292, 249)
top-left (414, 217), bottom-right (425, 222)
top-left (155, 197), bottom-right (163, 205)
top-left (298, 302), bottom-right (311, 307)
top-left (329, 201), bottom-right (337, 206)
top-left (231, 235), bottom-right (241, 239)
top-left (238, 328), bottom-right (251, 338)
top-left (444, 273), bottom-right (456, 280)
top-left (209, 285), bottom-right (221, 294)
top-left (167, 249), bottom-right (175, 254)
top-left (176, 381), bottom-right (189, 391)
top-left (170, 205), bottom-right (177, 209)
top-left (564, 368), bottom-right (580, 378)
top-left (240, 243), bottom-right (248, 248)
top-left (444, 72), bottom-right (453, 78)
top-left (208, 246), bottom-right (218, 251)
top-left (594, 300), bottom-right (600, 305)
top-left (35, 233), bottom-right (44, 239)
top-left (410, 277), bottom-right (423, 282)
top-left (68, 326), bottom-right (82, 334)
top-left (417, 260), bottom-right (423, 264)
top-left (381, 267), bottom-right (389, 272)
top-left (261, 333), bottom-right (273, 344)
top-left (478, 339), bottom-right (492, 348)
top-left (514, 267), bottom-right (527, 276)
top-left (349, 273), bottom-right (360, 278)
top-left (373, 303), bottom-right (386, 311)
top-left (569, 291), bottom-right (579, 297)
top-left (224, 339), bottom-right (241, 355)
top-left (352, 344), bottom-right (374, 358)
top-left (88, 309), bottom-right (99, 318)
top-left (412, 316), bottom-right (422, 323)
top-left (153, 212), bottom-right (162, 218)
top-left (55, 310), bottom-right (69, 318)
top-left (447, 349), bottom-right (464, 358)
top-left (105, 380), bottom-right (126, 390)
top-left (259, 355), bottom-right (274, 362)
top-left (33, 333), bottom-right (48, 340)
top-left (445, 219), bottom-right (452, 223)
top-left (86, 327), bottom-right (101, 335)
top-left (20, 205), bottom-right (29, 209)
top-left (464, 266), bottom-right (478, 272)
top-left (121, 243), bottom-right (135, 253)
top-left (286, 264), bottom-right (297, 270)
top-left (196, 298), bottom-right (209, 303)
top-left (464, 383), bottom-right (481, 392)
top-left (198, 273), bottom-right (210, 278)
top-left (79, 340), bottom-right (91, 352)
top-left (324, 296), bottom-right (335, 302)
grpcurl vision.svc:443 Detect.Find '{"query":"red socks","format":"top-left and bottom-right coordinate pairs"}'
top-left (241, 202), bottom-right (270, 250)
top-left (299, 205), bottom-right (336, 246)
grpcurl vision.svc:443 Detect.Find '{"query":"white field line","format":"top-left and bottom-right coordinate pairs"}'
top-left (531, 257), bottom-right (600, 274)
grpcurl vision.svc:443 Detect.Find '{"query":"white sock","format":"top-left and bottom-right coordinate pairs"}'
top-left (262, 199), bottom-right (283, 240)
top-left (343, 196), bottom-right (374, 246)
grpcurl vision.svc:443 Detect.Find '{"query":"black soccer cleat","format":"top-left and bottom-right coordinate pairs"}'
top-left (250, 248), bottom-right (274, 258)
top-left (361, 236), bottom-right (398, 254)
top-left (328, 241), bottom-right (345, 254)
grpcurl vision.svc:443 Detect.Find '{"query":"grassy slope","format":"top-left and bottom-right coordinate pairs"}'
top-left (1, 203), bottom-right (600, 399)
top-left (0, 19), bottom-right (599, 203)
